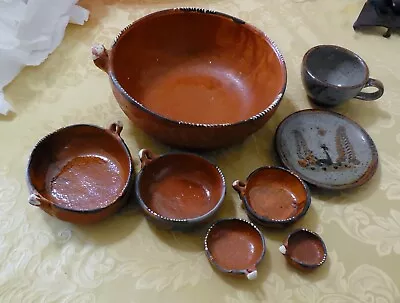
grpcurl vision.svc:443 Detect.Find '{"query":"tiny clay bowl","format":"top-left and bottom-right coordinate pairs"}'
top-left (205, 218), bottom-right (266, 280)
top-left (135, 149), bottom-right (226, 231)
top-left (232, 166), bottom-right (311, 228)
top-left (279, 228), bottom-right (327, 271)
top-left (92, 8), bottom-right (286, 150)
top-left (26, 122), bottom-right (134, 224)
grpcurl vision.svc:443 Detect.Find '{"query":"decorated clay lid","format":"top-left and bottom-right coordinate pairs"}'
top-left (204, 218), bottom-right (266, 280)
top-left (279, 228), bottom-right (327, 270)
top-left (275, 109), bottom-right (378, 190)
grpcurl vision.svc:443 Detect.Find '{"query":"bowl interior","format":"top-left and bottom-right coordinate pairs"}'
top-left (304, 46), bottom-right (366, 87)
top-left (207, 219), bottom-right (264, 271)
top-left (138, 153), bottom-right (224, 219)
top-left (111, 10), bottom-right (286, 124)
top-left (287, 230), bottom-right (326, 266)
top-left (245, 168), bottom-right (308, 221)
top-left (28, 125), bottom-right (131, 211)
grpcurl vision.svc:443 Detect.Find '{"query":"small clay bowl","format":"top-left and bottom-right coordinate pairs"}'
top-left (204, 218), bottom-right (266, 280)
top-left (135, 149), bottom-right (226, 231)
top-left (232, 166), bottom-right (311, 228)
top-left (279, 228), bottom-right (327, 271)
top-left (92, 8), bottom-right (286, 150)
top-left (26, 122), bottom-right (134, 224)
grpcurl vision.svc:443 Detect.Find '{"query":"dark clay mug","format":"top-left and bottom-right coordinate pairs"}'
top-left (301, 45), bottom-right (384, 107)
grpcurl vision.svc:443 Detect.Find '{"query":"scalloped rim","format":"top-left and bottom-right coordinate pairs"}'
top-left (204, 218), bottom-right (266, 275)
top-left (26, 123), bottom-right (134, 214)
top-left (107, 7), bottom-right (287, 128)
top-left (134, 152), bottom-right (226, 224)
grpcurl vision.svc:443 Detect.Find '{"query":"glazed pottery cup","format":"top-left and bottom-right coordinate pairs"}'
top-left (135, 148), bottom-right (226, 231)
top-left (205, 218), bottom-right (266, 280)
top-left (301, 45), bottom-right (384, 107)
top-left (233, 166), bottom-right (311, 228)
top-left (26, 122), bottom-right (134, 224)
top-left (279, 228), bottom-right (327, 271)
top-left (92, 8), bottom-right (286, 150)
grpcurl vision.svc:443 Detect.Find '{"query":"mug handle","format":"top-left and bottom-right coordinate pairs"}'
top-left (354, 78), bottom-right (384, 101)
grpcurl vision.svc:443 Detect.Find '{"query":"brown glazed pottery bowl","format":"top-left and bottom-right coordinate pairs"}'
top-left (135, 148), bottom-right (226, 231)
top-left (205, 218), bottom-right (266, 280)
top-left (279, 228), bottom-right (327, 271)
top-left (26, 122), bottom-right (134, 224)
top-left (232, 166), bottom-right (311, 228)
top-left (92, 8), bottom-right (287, 150)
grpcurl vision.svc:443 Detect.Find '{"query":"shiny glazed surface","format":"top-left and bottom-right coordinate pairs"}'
top-left (246, 168), bottom-right (308, 220)
top-left (111, 10), bottom-right (286, 124)
top-left (3, 0), bottom-right (400, 301)
top-left (28, 126), bottom-right (131, 211)
top-left (207, 220), bottom-right (264, 270)
top-left (138, 154), bottom-right (224, 219)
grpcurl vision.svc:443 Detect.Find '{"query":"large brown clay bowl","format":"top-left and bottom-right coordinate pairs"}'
top-left (135, 148), bottom-right (226, 231)
top-left (232, 166), bottom-right (311, 228)
top-left (92, 8), bottom-right (287, 150)
top-left (26, 122), bottom-right (134, 224)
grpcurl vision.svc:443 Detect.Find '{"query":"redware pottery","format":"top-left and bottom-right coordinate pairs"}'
top-left (232, 166), bottom-right (311, 228)
top-left (135, 148), bottom-right (226, 230)
top-left (92, 8), bottom-right (287, 150)
top-left (26, 122), bottom-right (134, 224)
top-left (275, 109), bottom-right (378, 190)
top-left (301, 45), bottom-right (384, 107)
top-left (204, 218), bottom-right (266, 280)
top-left (279, 228), bottom-right (327, 270)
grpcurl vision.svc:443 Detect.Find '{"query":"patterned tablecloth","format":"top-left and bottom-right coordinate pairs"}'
top-left (1, 0), bottom-right (400, 302)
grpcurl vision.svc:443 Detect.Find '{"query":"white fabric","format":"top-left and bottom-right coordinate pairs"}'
top-left (0, 0), bottom-right (90, 115)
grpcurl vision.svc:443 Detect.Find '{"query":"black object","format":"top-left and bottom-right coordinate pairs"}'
top-left (353, 0), bottom-right (400, 38)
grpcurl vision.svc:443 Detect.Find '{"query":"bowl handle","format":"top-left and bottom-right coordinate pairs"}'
top-left (138, 149), bottom-right (157, 168)
top-left (232, 180), bottom-right (246, 200)
top-left (244, 267), bottom-right (257, 280)
top-left (28, 192), bottom-right (55, 214)
top-left (109, 121), bottom-right (123, 136)
top-left (92, 43), bottom-right (109, 73)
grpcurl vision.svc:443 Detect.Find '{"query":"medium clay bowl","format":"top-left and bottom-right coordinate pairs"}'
top-left (135, 149), bottom-right (226, 231)
top-left (205, 218), bottom-right (266, 280)
top-left (279, 228), bottom-right (327, 271)
top-left (233, 166), bottom-right (311, 228)
top-left (92, 8), bottom-right (287, 150)
top-left (26, 122), bottom-right (134, 224)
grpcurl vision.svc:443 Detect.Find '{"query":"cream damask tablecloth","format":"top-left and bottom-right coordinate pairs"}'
top-left (1, 0), bottom-right (400, 302)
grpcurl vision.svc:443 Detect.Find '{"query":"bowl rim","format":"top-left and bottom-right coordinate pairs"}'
top-left (135, 151), bottom-right (226, 224)
top-left (240, 166), bottom-right (311, 224)
top-left (108, 7), bottom-right (287, 128)
top-left (26, 123), bottom-right (134, 214)
top-left (204, 218), bottom-right (266, 274)
top-left (302, 44), bottom-right (370, 89)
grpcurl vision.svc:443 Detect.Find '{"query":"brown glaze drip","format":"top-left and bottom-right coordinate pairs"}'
top-left (287, 231), bottom-right (326, 265)
top-left (47, 155), bottom-right (124, 211)
top-left (139, 154), bottom-right (223, 219)
top-left (207, 220), bottom-right (263, 270)
top-left (246, 168), bottom-right (307, 220)
top-left (112, 11), bottom-right (285, 124)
